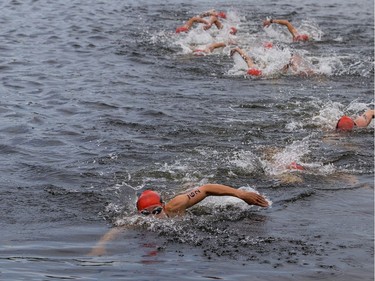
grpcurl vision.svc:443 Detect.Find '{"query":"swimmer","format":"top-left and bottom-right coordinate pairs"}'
top-left (230, 46), bottom-right (314, 77)
top-left (263, 19), bottom-right (309, 42)
top-left (336, 109), bottom-right (374, 131)
top-left (137, 184), bottom-right (269, 218)
top-left (88, 184), bottom-right (269, 256)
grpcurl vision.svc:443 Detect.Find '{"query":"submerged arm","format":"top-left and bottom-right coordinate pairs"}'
top-left (88, 227), bottom-right (124, 256)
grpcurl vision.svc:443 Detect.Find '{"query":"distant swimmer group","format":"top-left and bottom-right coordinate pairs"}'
top-left (175, 9), bottom-right (316, 77)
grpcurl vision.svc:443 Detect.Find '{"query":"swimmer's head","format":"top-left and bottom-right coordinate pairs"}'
top-left (247, 68), bottom-right (262, 77)
top-left (294, 34), bottom-right (309, 42)
top-left (217, 12), bottom-right (227, 19)
top-left (263, 41), bottom-right (273, 49)
top-left (287, 162), bottom-right (305, 171)
top-left (336, 116), bottom-right (355, 131)
top-left (136, 190), bottom-right (163, 211)
top-left (230, 27), bottom-right (237, 35)
top-left (176, 26), bottom-right (189, 33)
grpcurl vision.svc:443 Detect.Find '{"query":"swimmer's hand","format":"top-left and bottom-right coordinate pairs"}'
top-left (238, 190), bottom-right (269, 207)
top-left (263, 19), bottom-right (272, 27)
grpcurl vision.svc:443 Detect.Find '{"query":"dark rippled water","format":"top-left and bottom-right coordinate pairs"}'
top-left (0, 0), bottom-right (373, 280)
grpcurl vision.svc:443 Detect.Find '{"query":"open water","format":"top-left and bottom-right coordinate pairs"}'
top-left (0, 0), bottom-right (374, 280)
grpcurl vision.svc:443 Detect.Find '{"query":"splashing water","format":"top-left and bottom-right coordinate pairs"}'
top-left (311, 100), bottom-right (374, 130)
top-left (262, 139), bottom-right (311, 176)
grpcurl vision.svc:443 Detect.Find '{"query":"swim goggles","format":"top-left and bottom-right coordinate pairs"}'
top-left (140, 206), bottom-right (163, 216)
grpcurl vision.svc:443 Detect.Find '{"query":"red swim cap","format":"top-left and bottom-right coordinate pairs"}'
top-left (263, 41), bottom-right (273, 49)
top-left (230, 27), bottom-right (237, 35)
top-left (176, 26), bottom-right (189, 33)
top-left (217, 12), bottom-right (227, 19)
top-left (287, 162), bottom-right (305, 170)
top-left (336, 116), bottom-right (355, 131)
top-left (136, 190), bottom-right (163, 211)
top-left (247, 68), bottom-right (262, 76)
top-left (294, 34), bottom-right (309, 42)
top-left (193, 49), bottom-right (206, 56)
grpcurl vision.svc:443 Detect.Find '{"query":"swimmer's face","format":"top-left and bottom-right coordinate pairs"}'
top-left (140, 205), bottom-right (167, 218)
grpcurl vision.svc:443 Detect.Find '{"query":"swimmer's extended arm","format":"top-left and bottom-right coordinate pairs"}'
top-left (205, 42), bottom-right (227, 53)
top-left (165, 184), bottom-right (269, 216)
top-left (230, 47), bottom-right (256, 68)
top-left (184, 16), bottom-right (209, 29)
top-left (263, 19), bottom-right (299, 38)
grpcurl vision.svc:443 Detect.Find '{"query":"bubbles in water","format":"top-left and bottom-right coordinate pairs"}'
top-left (227, 149), bottom-right (263, 175)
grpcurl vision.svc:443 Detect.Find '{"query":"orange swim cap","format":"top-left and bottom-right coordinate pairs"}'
top-left (176, 26), bottom-right (189, 33)
top-left (229, 27), bottom-right (237, 35)
top-left (294, 34), bottom-right (309, 42)
top-left (136, 190), bottom-right (163, 211)
top-left (336, 116), bottom-right (355, 131)
top-left (217, 12), bottom-right (227, 19)
top-left (287, 162), bottom-right (305, 170)
top-left (263, 42), bottom-right (273, 49)
top-left (193, 49), bottom-right (206, 56)
top-left (247, 68), bottom-right (262, 76)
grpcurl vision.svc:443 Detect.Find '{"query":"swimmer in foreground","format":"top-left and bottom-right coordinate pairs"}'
top-left (336, 109), bottom-right (374, 131)
top-left (88, 184), bottom-right (269, 255)
top-left (137, 184), bottom-right (269, 218)
top-left (263, 19), bottom-right (310, 42)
